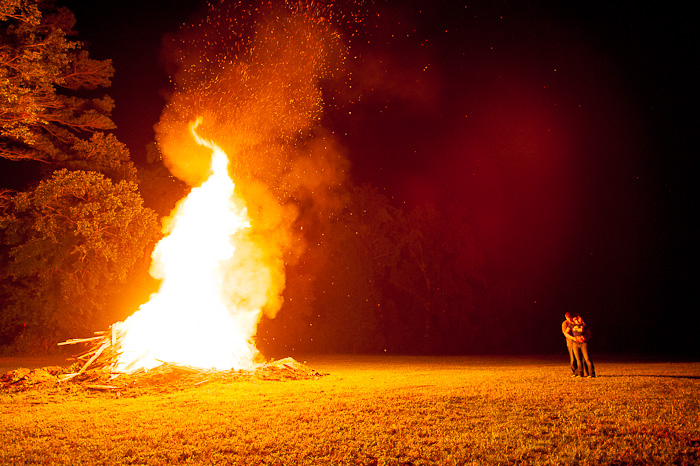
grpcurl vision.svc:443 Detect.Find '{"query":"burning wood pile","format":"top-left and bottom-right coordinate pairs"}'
top-left (58, 325), bottom-right (125, 378)
top-left (2, 118), bottom-right (339, 393)
top-left (1, 325), bottom-right (325, 393)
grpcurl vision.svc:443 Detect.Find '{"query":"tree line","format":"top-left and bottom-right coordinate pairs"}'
top-left (255, 185), bottom-right (487, 355)
top-left (0, 1), bottom-right (161, 351)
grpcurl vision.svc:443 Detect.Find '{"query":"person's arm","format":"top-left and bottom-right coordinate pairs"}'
top-left (583, 326), bottom-right (591, 342)
top-left (562, 322), bottom-right (576, 341)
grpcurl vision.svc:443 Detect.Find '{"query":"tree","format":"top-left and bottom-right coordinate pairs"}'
top-left (388, 204), bottom-right (484, 353)
top-left (0, 1), bottom-right (159, 351)
top-left (299, 184), bottom-right (401, 353)
top-left (0, 169), bottom-right (159, 349)
top-left (263, 184), bottom-right (486, 355)
top-left (0, 1), bottom-right (118, 169)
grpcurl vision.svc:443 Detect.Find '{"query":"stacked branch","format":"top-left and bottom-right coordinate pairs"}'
top-left (27, 325), bottom-right (329, 392)
top-left (58, 324), bottom-right (125, 381)
top-left (2, 322), bottom-right (328, 392)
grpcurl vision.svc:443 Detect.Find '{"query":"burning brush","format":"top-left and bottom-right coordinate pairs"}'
top-left (37, 120), bottom-right (297, 388)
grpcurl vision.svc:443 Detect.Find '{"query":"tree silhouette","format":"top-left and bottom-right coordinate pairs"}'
top-left (388, 204), bottom-right (484, 353)
top-left (1, 1), bottom-right (116, 165)
top-left (258, 183), bottom-right (486, 355)
top-left (0, 170), bottom-right (158, 349)
top-left (0, 1), bottom-right (159, 352)
top-left (307, 184), bottom-right (398, 353)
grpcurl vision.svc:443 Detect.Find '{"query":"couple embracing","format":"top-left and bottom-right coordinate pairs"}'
top-left (562, 312), bottom-right (596, 378)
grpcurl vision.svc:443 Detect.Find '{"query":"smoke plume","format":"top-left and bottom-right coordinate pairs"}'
top-left (154, 0), bottom-right (352, 319)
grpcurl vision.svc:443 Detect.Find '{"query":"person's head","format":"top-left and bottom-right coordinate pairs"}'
top-left (565, 312), bottom-right (574, 321)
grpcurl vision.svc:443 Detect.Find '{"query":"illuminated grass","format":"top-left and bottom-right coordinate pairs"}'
top-left (1, 356), bottom-right (698, 465)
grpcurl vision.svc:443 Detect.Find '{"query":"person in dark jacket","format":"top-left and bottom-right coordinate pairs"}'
top-left (561, 312), bottom-right (578, 375)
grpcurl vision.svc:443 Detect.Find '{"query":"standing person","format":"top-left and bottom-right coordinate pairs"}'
top-left (571, 315), bottom-right (595, 378)
top-left (562, 313), bottom-right (578, 376)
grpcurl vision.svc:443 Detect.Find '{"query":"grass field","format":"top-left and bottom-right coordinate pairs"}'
top-left (1, 356), bottom-right (699, 465)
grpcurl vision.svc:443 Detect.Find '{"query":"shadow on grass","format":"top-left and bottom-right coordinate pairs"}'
top-left (599, 374), bottom-right (700, 380)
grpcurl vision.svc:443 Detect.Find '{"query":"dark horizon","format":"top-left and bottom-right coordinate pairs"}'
top-left (3, 0), bottom-right (697, 359)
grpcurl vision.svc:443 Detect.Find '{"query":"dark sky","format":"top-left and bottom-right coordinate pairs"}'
top-left (39, 1), bottom-right (700, 355)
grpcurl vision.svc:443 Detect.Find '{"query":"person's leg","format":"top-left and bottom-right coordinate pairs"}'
top-left (581, 343), bottom-right (595, 377)
top-left (567, 340), bottom-right (577, 374)
top-left (573, 343), bottom-right (584, 376)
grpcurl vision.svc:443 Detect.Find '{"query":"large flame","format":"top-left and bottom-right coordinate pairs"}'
top-left (114, 119), bottom-right (260, 373)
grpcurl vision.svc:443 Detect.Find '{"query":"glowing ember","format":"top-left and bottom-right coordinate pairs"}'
top-left (114, 119), bottom-right (260, 373)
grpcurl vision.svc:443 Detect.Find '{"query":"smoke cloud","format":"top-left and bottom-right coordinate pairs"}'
top-left (154, 0), bottom-right (352, 319)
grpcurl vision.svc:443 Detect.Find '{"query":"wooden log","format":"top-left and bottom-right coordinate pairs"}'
top-left (86, 384), bottom-right (119, 391)
top-left (78, 340), bottom-right (111, 375)
top-left (74, 341), bottom-right (108, 360)
top-left (118, 351), bottom-right (151, 374)
top-left (57, 335), bottom-right (104, 346)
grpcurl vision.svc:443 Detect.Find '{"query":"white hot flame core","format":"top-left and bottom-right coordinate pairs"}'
top-left (114, 120), bottom-right (259, 373)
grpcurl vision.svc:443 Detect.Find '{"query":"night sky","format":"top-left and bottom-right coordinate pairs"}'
top-left (25, 0), bottom-right (700, 356)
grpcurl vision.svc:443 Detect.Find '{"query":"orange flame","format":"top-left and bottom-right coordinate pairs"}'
top-left (114, 119), bottom-right (260, 372)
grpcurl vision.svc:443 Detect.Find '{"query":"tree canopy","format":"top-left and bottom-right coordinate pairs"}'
top-left (1, 0), bottom-right (118, 168)
top-left (258, 184), bottom-right (487, 355)
top-left (0, 0), bottom-right (159, 352)
top-left (0, 169), bottom-right (158, 347)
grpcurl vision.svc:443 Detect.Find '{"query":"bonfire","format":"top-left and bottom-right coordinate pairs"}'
top-left (1, 120), bottom-right (323, 393)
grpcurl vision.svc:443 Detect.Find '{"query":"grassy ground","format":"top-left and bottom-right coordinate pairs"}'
top-left (1, 355), bottom-right (699, 465)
